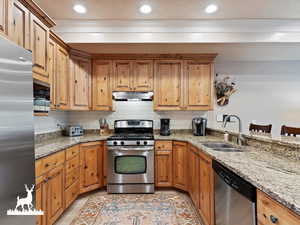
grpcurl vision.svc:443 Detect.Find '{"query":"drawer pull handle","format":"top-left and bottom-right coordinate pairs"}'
top-left (45, 163), bottom-right (49, 168)
top-left (270, 215), bottom-right (278, 224)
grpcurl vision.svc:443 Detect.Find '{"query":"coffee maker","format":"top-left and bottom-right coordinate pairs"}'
top-left (160, 118), bottom-right (171, 136)
top-left (192, 117), bottom-right (207, 136)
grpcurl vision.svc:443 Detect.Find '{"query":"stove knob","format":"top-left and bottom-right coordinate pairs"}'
top-left (121, 141), bottom-right (124, 146)
top-left (113, 141), bottom-right (117, 146)
top-left (137, 141), bottom-right (140, 145)
top-left (144, 141), bottom-right (148, 145)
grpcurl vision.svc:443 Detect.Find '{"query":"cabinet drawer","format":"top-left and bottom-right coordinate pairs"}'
top-left (36, 151), bottom-right (65, 177)
top-left (65, 155), bottom-right (80, 174)
top-left (65, 180), bottom-right (79, 209)
top-left (66, 145), bottom-right (79, 160)
top-left (257, 190), bottom-right (300, 225)
top-left (155, 141), bottom-right (172, 151)
top-left (65, 167), bottom-right (79, 189)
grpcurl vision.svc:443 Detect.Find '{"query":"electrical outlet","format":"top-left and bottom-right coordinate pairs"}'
top-left (216, 114), bottom-right (224, 122)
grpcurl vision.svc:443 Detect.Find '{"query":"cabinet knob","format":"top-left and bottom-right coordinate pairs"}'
top-left (270, 215), bottom-right (278, 224)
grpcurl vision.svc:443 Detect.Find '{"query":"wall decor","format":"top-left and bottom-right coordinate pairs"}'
top-left (215, 74), bottom-right (237, 106)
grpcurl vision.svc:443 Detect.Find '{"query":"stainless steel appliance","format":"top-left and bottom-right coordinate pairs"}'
top-left (107, 120), bottom-right (154, 194)
top-left (112, 91), bottom-right (153, 101)
top-left (0, 37), bottom-right (35, 224)
top-left (192, 117), bottom-right (207, 136)
top-left (213, 160), bottom-right (256, 225)
top-left (160, 118), bottom-right (171, 136)
top-left (63, 125), bottom-right (84, 137)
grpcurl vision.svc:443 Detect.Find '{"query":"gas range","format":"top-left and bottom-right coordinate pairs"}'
top-left (106, 120), bottom-right (155, 194)
top-left (107, 120), bottom-right (154, 147)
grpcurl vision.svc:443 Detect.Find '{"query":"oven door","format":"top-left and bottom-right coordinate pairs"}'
top-left (107, 146), bottom-right (154, 184)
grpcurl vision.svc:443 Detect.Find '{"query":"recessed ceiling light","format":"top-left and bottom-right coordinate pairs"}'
top-left (140, 4), bottom-right (152, 14)
top-left (73, 4), bottom-right (87, 14)
top-left (205, 4), bottom-right (218, 14)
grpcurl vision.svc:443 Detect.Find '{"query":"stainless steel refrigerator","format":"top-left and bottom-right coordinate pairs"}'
top-left (0, 37), bottom-right (35, 224)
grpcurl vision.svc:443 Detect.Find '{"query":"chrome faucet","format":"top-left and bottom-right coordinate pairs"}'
top-left (223, 115), bottom-right (245, 146)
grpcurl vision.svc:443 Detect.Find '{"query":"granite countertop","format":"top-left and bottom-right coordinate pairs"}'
top-left (35, 133), bottom-right (300, 216)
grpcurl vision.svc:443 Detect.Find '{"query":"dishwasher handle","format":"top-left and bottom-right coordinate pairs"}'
top-left (212, 160), bottom-right (256, 202)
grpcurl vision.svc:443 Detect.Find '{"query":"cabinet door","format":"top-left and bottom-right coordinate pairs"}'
top-left (113, 60), bottom-right (132, 91)
top-left (80, 142), bottom-right (103, 193)
top-left (46, 165), bottom-right (64, 225)
top-left (173, 141), bottom-right (187, 191)
top-left (257, 190), bottom-right (300, 225)
top-left (133, 60), bottom-right (153, 91)
top-left (154, 60), bottom-right (183, 110)
top-left (189, 145), bottom-right (200, 208)
top-left (56, 45), bottom-right (69, 110)
top-left (199, 153), bottom-right (213, 225)
top-left (30, 13), bottom-right (49, 83)
top-left (103, 144), bottom-right (107, 185)
top-left (155, 150), bottom-right (173, 187)
top-left (184, 61), bottom-right (212, 110)
top-left (0, 0), bottom-right (8, 35)
top-left (92, 60), bottom-right (113, 111)
top-left (7, 0), bottom-right (29, 49)
top-left (48, 38), bottom-right (56, 109)
top-left (35, 176), bottom-right (46, 225)
top-left (70, 56), bottom-right (91, 110)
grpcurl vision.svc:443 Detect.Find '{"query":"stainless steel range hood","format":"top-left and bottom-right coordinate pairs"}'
top-left (113, 92), bottom-right (153, 101)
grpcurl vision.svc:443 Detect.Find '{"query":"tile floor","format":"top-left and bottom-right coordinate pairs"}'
top-left (55, 190), bottom-right (203, 225)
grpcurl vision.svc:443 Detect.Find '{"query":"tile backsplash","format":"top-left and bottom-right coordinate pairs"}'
top-left (68, 101), bottom-right (206, 130)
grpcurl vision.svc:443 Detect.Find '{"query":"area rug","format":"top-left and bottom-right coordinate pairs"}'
top-left (70, 190), bottom-right (202, 225)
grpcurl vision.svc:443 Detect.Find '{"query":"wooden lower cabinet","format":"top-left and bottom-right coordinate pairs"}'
top-left (35, 176), bottom-right (46, 225)
top-left (198, 151), bottom-right (214, 225)
top-left (257, 190), bottom-right (300, 225)
top-left (188, 144), bottom-right (200, 208)
top-left (46, 165), bottom-right (65, 225)
top-left (155, 141), bottom-right (173, 187)
top-left (79, 141), bottom-right (104, 193)
top-left (173, 141), bottom-right (188, 191)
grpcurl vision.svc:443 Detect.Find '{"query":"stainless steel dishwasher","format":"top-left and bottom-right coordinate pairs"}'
top-left (213, 160), bottom-right (256, 225)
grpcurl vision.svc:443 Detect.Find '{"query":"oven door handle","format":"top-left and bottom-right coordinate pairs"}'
top-left (107, 147), bottom-right (154, 151)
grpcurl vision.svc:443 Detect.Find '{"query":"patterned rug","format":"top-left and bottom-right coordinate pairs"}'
top-left (70, 190), bottom-right (202, 225)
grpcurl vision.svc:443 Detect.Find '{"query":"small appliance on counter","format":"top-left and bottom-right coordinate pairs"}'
top-left (99, 118), bottom-right (110, 136)
top-left (63, 125), bottom-right (84, 137)
top-left (160, 118), bottom-right (171, 136)
top-left (192, 117), bottom-right (207, 136)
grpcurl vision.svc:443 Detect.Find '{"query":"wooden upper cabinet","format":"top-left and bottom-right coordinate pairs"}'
top-left (133, 60), bottom-right (153, 91)
top-left (48, 37), bottom-right (56, 109)
top-left (113, 60), bottom-right (132, 91)
top-left (56, 45), bottom-right (69, 110)
top-left (70, 56), bottom-right (91, 110)
top-left (184, 61), bottom-right (213, 110)
top-left (0, 0), bottom-right (8, 35)
top-left (92, 60), bottom-right (113, 111)
top-left (30, 13), bottom-right (49, 83)
top-left (154, 60), bottom-right (183, 110)
top-left (7, 0), bottom-right (29, 49)
top-left (173, 141), bottom-right (188, 191)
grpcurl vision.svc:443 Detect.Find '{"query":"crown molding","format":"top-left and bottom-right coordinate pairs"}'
top-left (53, 19), bottom-right (300, 43)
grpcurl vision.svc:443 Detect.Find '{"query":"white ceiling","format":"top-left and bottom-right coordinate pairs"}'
top-left (35, 0), bottom-right (300, 20)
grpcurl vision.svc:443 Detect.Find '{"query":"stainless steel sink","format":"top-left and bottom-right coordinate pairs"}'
top-left (202, 142), bottom-right (235, 149)
top-left (201, 142), bottom-right (243, 152)
top-left (210, 148), bottom-right (243, 152)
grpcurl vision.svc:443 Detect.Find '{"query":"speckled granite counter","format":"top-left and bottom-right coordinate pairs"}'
top-left (35, 133), bottom-right (300, 216)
